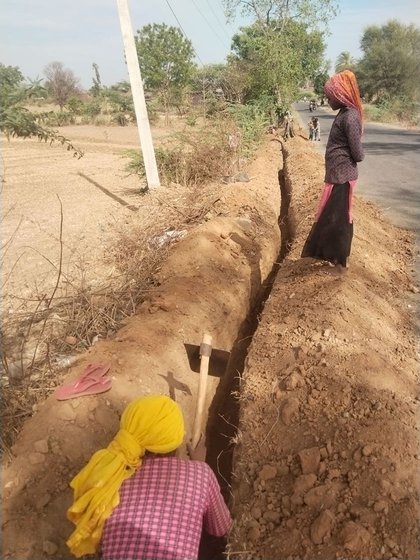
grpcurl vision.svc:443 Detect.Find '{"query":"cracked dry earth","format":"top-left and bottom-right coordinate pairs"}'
top-left (2, 127), bottom-right (420, 560)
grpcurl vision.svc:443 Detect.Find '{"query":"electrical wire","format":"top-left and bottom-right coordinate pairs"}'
top-left (190, 0), bottom-right (231, 48)
top-left (204, 0), bottom-right (231, 42)
top-left (164, 0), bottom-right (205, 66)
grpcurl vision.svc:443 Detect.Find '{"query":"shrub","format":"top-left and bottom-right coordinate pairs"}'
top-left (228, 98), bottom-right (270, 157)
top-left (93, 114), bottom-right (111, 126)
top-left (111, 112), bottom-right (129, 126)
top-left (39, 111), bottom-right (75, 126)
top-left (67, 97), bottom-right (85, 115)
top-left (145, 99), bottom-right (160, 125)
top-left (124, 124), bottom-right (234, 187)
top-left (83, 99), bottom-right (102, 119)
top-left (364, 96), bottom-right (419, 126)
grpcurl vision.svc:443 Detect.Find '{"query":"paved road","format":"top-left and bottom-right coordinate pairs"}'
top-left (294, 102), bottom-right (420, 233)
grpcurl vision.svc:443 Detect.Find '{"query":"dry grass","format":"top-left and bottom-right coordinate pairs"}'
top-left (125, 117), bottom-right (240, 187)
top-left (0, 108), bottom-right (247, 454)
top-left (0, 179), bottom-right (226, 454)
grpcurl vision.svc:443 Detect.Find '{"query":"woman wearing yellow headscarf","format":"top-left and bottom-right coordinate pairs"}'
top-left (67, 394), bottom-right (231, 560)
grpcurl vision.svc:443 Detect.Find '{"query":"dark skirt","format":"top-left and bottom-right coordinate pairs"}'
top-left (301, 182), bottom-right (353, 267)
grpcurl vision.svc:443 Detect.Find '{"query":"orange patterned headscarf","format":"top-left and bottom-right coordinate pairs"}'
top-left (324, 70), bottom-right (364, 121)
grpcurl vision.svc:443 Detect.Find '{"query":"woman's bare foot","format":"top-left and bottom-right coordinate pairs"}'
top-left (335, 264), bottom-right (348, 274)
top-left (323, 264), bottom-right (348, 276)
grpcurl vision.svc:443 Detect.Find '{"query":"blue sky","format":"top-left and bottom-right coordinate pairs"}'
top-left (1, 0), bottom-right (419, 88)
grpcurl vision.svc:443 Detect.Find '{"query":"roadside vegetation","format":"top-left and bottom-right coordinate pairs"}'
top-left (334, 20), bottom-right (420, 126)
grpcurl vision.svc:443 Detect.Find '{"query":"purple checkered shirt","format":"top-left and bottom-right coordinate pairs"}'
top-left (101, 456), bottom-right (231, 560)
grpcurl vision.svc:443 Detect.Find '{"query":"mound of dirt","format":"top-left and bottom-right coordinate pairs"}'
top-left (2, 131), bottom-right (419, 560)
top-left (2, 137), bottom-right (282, 559)
top-left (227, 136), bottom-right (419, 559)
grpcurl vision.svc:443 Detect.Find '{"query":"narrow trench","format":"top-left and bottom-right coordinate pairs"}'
top-left (200, 155), bottom-right (294, 559)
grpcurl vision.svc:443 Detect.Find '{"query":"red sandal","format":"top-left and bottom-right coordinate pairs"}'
top-left (54, 363), bottom-right (112, 400)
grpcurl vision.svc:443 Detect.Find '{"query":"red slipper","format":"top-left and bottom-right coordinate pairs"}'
top-left (54, 363), bottom-right (112, 400)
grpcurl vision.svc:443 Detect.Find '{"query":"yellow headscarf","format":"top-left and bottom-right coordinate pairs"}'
top-left (66, 395), bottom-right (185, 558)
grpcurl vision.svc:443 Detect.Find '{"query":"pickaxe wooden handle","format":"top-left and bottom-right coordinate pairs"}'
top-left (191, 333), bottom-right (212, 449)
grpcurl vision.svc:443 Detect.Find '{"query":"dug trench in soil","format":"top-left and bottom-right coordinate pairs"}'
top-left (205, 152), bottom-right (295, 496)
top-left (3, 132), bottom-right (419, 560)
top-left (2, 139), bottom-right (283, 559)
top-left (202, 160), bottom-right (295, 559)
top-left (228, 134), bottom-right (420, 559)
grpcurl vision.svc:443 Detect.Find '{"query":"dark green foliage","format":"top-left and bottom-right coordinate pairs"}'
top-left (0, 64), bottom-right (24, 88)
top-left (313, 71), bottom-right (329, 97)
top-left (37, 111), bottom-right (76, 127)
top-left (135, 24), bottom-right (196, 91)
top-left (227, 97), bottom-right (270, 155)
top-left (105, 88), bottom-right (135, 120)
top-left (357, 20), bottom-right (420, 102)
top-left (135, 23), bottom-right (196, 115)
top-left (229, 20), bottom-right (326, 105)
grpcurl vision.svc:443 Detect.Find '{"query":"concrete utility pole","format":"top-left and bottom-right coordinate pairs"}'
top-left (116, 0), bottom-right (160, 188)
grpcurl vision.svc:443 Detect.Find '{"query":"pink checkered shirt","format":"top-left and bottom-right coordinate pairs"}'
top-left (101, 456), bottom-right (231, 560)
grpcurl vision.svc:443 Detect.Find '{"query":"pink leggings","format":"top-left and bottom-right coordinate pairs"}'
top-left (315, 180), bottom-right (356, 223)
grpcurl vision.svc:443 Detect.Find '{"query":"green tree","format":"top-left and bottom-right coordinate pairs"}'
top-left (109, 80), bottom-right (131, 93)
top-left (230, 20), bottom-right (326, 105)
top-left (335, 51), bottom-right (357, 73)
top-left (44, 61), bottom-right (80, 110)
top-left (313, 71), bottom-right (329, 97)
top-left (0, 63), bottom-right (83, 157)
top-left (135, 23), bottom-right (196, 117)
top-left (26, 76), bottom-right (48, 100)
top-left (192, 63), bottom-right (249, 104)
top-left (357, 20), bottom-right (420, 102)
top-left (0, 64), bottom-right (24, 89)
top-left (90, 62), bottom-right (103, 97)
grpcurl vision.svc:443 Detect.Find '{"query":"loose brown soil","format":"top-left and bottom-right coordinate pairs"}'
top-left (227, 138), bottom-right (420, 560)
top-left (1, 124), bottom-right (419, 560)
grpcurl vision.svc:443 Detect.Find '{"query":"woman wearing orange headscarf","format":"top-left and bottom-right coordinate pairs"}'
top-left (301, 70), bottom-right (364, 271)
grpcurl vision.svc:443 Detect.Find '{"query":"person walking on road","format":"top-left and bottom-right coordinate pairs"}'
top-left (66, 394), bottom-right (231, 559)
top-left (301, 70), bottom-right (364, 272)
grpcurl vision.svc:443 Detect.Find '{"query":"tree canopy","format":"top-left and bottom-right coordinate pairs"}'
top-left (313, 71), bottom-right (329, 97)
top-left (223, 0), bottom-right (338, 30)
top-left (0, 64), bottom-right (24, 89)
top-left (357, 20), bottom-right (420, 102)
top-left (135, 23), bottom-right (196, 112)
top-left (335, 51), bottom-right (357, 73)
top-left (44, 61), bottom-right (80, 110)
top-left (229, 20), bottom-right (326, 105)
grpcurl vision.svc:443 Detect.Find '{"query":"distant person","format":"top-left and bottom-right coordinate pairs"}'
top-left (66, 395), bottom-right (231, 559)
top-left (301, 70), bottom-right (364, 272)
top-left (312, 117), bottom-right (321, 141)
top-left (283, 111), bottom-right (295, 140)
top-left (308, 118), bottom-right (314, 140)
